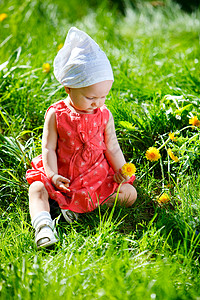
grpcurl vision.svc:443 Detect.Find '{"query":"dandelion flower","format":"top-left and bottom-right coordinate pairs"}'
top-left (167, 148), bottom-right (179, 162)
top-left (145, 147), bottom-right (161, 162)
top-left (157, 193), bottom-right (170, 204)
top-left (57, 43), bottom-right (64, 51)
top-left (189, 116), bottom-right (200, 127)
top-left (169, 132), bottom-right (177, 141)
top-left (42, 63), bottom-right (51, 73)
top-left (0, 13), bottom-right (7, 21)
top-left (121, 163), bottom-right (136, 177)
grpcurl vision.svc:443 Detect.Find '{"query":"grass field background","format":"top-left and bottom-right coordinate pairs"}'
top-left (0, 0), bottom-right (200, 299)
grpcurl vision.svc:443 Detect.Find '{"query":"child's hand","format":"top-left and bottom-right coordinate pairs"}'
top-left (113, 170), bottom-right (130, 184)
top-left (51, 174), bottom-right (70, 192)
top-left (114, 163), bottom-right (136, 183)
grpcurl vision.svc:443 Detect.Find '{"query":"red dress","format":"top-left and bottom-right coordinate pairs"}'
top-left (26, 100), bottom-right (135, 213)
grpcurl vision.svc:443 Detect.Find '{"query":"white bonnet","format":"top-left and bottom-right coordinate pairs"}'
top-left (53, 27), bottom-right (114, 88)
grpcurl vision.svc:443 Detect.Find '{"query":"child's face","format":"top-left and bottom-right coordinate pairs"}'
top-left (65, 80), bottom-right (113, 113)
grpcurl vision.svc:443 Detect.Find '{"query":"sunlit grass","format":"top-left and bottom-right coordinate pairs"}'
top-left (0, 0), bottom-right (200, 298)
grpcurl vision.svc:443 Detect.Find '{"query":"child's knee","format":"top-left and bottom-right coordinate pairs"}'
top-left (120, 183), bottom-right (137, 207)
top-left (29, 181), bottom-right (47, 197)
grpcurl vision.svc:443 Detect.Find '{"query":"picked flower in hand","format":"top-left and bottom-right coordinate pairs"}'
top-left (121, 163), bottom-right (136, 177)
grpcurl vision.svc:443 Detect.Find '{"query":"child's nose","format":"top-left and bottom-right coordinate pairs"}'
top-left (92, 99), bottom-right (100, 107)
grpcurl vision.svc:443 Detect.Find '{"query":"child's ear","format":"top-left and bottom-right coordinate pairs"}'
top-left (64, 87), bottom-right (70, 94)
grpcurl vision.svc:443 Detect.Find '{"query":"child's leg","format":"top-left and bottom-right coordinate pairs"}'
top-left (29, 181), bottom-right (58, 248)
top-left (29, 181), bottom-right (50, 219)
top-left (106, 183), bottom-right (137, 208)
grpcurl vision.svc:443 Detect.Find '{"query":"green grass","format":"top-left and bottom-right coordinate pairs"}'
top-left (0, 0), bottom-right (200, 299)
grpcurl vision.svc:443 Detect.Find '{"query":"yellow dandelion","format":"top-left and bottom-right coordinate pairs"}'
top-left (121, 163), bottom-right (136, 177)
top-left (157, 193), bottom-right (170, 204)
top-left (57, 43), bottom-right (64, 51)
top-left (167, 148), bottom-right (179, 162)
top-left (145, 147), bottom-right (161, 162)
top-left (168, 132), bottom-right (177, 141)
top-left (0, 13), bottom-right (7, 21)
top-left (189, 116), bottom-right (200, 127)
top-left (42, 63), bottom-right (50, 73)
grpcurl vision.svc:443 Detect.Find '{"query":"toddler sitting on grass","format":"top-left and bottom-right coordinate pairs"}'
top-left (26, 27), bottom-right (137, 248)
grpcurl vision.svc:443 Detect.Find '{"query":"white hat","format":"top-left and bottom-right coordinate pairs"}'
top-left (53, 27), bottom-right (114, 88)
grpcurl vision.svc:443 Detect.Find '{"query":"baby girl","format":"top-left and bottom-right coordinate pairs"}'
top-left (26, 27), bottom-right (137, 248)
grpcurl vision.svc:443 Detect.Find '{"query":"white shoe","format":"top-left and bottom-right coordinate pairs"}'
top-left (61, 209), bottom-right (79, 224)
top-left (35, 221), bottom-right (59, 248)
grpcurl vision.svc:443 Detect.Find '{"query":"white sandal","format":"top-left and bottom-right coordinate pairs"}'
top-left (61, 209), bottom-right (79, 224)
top-left (35, 221), bottom-right (59, 248)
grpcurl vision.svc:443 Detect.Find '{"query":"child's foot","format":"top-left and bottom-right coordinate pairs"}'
top-left (61, 209), bottom-right (79, 223)
top-left (35, 223), bottom-right (59, 248)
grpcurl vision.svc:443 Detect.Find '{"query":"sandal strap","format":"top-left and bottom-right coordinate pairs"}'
top-left (61, 209), bottom-right (79, 223)
top-left (35, 223), bottom-right (58, 248)
top-left (35, 221), bottom-right (53, 235)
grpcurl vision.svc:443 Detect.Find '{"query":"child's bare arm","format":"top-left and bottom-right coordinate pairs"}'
top-left (104, 111), bottom-right (129, 183)
top-left (42, 108), bottom-right (70, 192)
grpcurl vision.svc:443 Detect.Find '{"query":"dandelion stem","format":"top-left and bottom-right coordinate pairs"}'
top-left (138, 161), bottom-right (158, 181)
top-left (20, 67), bottom-right (42, 78)
top-left (159, 155), bottom-right (165, 189)
top-left (179, 132), bottom-right (200, 150)
top-left (161, 135), bottom-right (171, 183)
top-left (178, 125), bottom-right (193, 133)
top-left (158, 137), bottom-right (170, 151)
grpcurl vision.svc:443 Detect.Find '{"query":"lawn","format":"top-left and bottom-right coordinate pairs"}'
top-left (0, 0), bottom-right (200, 299)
